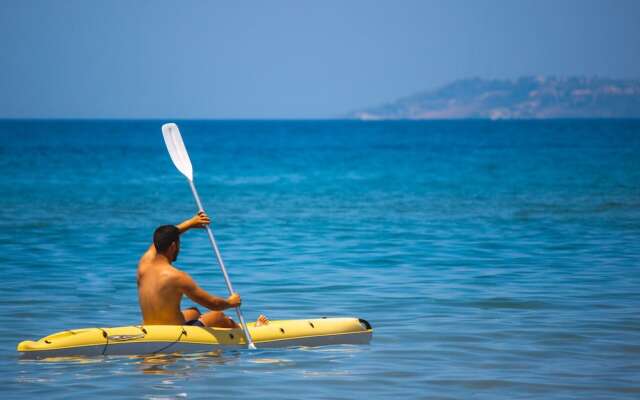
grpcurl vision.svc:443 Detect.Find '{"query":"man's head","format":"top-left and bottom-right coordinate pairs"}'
top-left (153, 225), bottom-right (180, 261)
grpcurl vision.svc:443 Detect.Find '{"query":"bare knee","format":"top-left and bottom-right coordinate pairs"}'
top-left (182, 307), bottom-right (201, 322)
top-left (200, 311), bottom-right (238, 328)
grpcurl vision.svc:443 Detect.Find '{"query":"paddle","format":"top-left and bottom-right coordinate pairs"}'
top-left (161, 122), bottom-right (257, 350)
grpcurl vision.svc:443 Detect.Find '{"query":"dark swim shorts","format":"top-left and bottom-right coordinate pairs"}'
top-left (185, 319), bottom-right (205, 327)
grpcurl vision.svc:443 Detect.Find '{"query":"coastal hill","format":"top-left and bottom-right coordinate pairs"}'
top-left (348, 77), bottom-right (640, 120)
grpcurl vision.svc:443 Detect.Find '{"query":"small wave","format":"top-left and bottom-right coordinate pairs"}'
top-left (203, 174), bottom-right (306, 186)
top-left (467, 297), bottom-right (551, 310)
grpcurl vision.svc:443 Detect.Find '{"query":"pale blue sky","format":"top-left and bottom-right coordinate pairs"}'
top-left (1, 0), bottom-right (639, 118)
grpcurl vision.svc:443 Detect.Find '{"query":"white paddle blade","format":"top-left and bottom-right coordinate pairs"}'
top-left (161, 123), bottom-right (193, 181)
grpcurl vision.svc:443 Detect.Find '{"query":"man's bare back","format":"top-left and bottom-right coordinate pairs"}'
top-left (137, 213), bottom-right (268, 328)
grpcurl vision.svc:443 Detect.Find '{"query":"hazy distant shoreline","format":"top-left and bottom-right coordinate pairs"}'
top-left (347, 76), bottom-right (640, 120)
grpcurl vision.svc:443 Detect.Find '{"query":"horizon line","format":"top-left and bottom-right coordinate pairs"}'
top-left (1, 117), bottom-right (640, 122)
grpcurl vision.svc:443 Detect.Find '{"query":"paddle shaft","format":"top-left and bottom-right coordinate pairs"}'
top-left (187, 180), bottom-right (256, 349)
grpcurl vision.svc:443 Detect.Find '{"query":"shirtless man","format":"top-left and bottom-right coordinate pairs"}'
top-left (137, 211), bottom-right (268, 328)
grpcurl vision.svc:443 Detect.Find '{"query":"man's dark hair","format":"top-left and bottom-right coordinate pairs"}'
top-left (153, 225), bottom-right (180, 252)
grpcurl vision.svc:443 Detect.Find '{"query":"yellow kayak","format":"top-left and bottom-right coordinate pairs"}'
top-left (17, 317), bottom-right (372, 358)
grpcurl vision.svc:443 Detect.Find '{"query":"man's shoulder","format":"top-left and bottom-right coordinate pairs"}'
top-left (167, 263), bottom-right (186, 275)
top-left (164, 264), bottom-right (190, 282)
top-left (138, 259), bottom-right (180, 277)
top-left (137, 253), bottom-right (159, 269)
top-left (168, 266), bottom-right (196, 290)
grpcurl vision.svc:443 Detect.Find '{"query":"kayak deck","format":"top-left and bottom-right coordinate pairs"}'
top-left (17, 317), bottom-right (372, 358)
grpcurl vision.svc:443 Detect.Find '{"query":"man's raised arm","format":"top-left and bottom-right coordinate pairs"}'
top-left (176, 211), bottom-right (211, 233)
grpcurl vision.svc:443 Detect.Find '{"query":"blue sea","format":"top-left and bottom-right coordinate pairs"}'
top-left (1, 119), bottom-right (639, 399)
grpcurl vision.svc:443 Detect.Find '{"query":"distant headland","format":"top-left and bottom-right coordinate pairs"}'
top-left (348, 76), bottom-right (640, 120)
